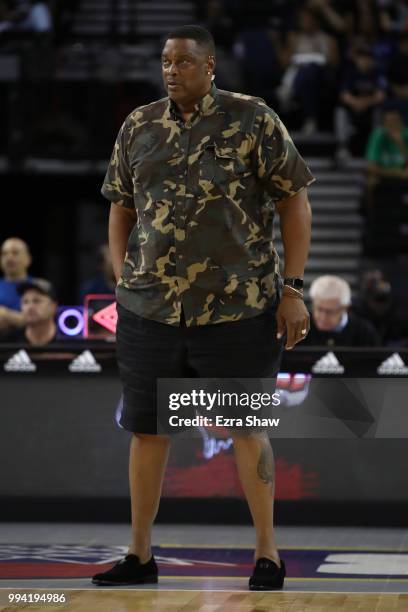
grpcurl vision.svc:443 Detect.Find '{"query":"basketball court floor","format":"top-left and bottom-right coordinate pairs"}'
top-left (0, 523), bottom-right (407, 610)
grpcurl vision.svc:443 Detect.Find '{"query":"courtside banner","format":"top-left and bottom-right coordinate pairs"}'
top-left (157, 377), bottom-right (408, 438)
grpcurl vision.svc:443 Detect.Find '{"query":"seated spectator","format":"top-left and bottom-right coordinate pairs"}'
top-left (303, 275), bottom-right (380, 346)
top-left (1, 278), bottom-right (58, 345)
top-left (234, 26), bottom-right (283, 105)
top-left (366, 107), bottom-right (408, 175)
top-left (334, 43), bottom-right (386, 164)
top-left (0, 237), bottom-right (32, 334)
top-left (380, 0), bottom-right (408, 34)
top-left (22, 0), bottom-right (52, 33)
top-left (79, 244), bottom-right (115, 304)
top-left (364, 107), bottom-right (408, 208)
top-left (387, 33), bottom-right (408, 124)
top-left (0, 0), bottom-right (51, 33)
top-left (277, 7), bottom-right (338, 134)
top-left (352, 270), bottom-right (408, 346)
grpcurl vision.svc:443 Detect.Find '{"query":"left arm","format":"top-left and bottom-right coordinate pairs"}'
top-left (276, 187), bottom-right (311, 280)
top-left (252, 109), bottom-right (314, 348)
top-left (275, 188), bottom-right (312, 349)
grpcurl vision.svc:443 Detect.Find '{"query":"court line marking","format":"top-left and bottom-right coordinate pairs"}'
top-left (0, 588), bottom-right (407, 595)
top-left (158, 576), bottom-right (408, 582)
top-left (167, 574), bottom-right (408, 582)
top-left (3, 543), bottom-right (406, 552)
top-left (1, 577), bottom-right (408, 583)
top-left (158, 544), bottom-right (408, 551)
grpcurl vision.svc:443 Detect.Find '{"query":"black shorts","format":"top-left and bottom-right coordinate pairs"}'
top-left (116, 302), bottom-right (284, 434)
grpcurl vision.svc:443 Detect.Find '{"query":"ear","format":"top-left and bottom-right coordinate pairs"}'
top-left (207, 55), bottom-right (216, 73)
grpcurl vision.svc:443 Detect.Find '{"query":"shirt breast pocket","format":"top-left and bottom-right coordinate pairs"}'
top-left (199, 140), bottom-right (252, 188)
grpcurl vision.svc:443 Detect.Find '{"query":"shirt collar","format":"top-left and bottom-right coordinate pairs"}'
top-left (332, 311), bottom-right (348, 332)
top-left (168, 82), bottom-right (220, 122)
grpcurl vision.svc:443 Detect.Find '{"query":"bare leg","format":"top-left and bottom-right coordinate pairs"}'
top-left (127, 433), bottom-right (171, 563)
top-left (232, 431), bottom-right (280, 566)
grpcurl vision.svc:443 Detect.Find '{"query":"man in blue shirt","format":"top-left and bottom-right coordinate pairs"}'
top-left (0, 237), bottom-right (32, 334)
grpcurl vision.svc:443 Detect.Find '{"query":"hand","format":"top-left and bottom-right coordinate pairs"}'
top-left (388, 129), bottom-right (404, 145)
top-left (0, 306), bottom-right (11, 332)
top-left (275, 295), bottom-right (310, 350)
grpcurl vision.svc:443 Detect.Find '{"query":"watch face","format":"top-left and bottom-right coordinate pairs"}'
top-left (285, 278), bottom-right (304, 289)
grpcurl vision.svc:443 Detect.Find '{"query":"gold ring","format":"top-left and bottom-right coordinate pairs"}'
top-left (301, 329), bottom-right (307, 335)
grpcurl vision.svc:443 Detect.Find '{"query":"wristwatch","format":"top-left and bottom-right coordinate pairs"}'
top-left (283, 277), bottom-right (304, 291)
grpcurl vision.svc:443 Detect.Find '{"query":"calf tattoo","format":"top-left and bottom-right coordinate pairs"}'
top-left (257, 435), bottom-right (275, 485)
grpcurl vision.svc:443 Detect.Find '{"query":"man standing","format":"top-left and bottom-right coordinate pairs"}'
top-left (92, 25), bottom-right (313, 591)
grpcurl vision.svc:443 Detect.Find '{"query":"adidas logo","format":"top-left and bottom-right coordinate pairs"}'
top-left (377, 352), bottom-right (408, 375)
top-left (312, 351), bottom-right (344, 375)
top-left (4, 349), bottom-right (36, 372)
top-left (69, 350), bottom-right (101, 373)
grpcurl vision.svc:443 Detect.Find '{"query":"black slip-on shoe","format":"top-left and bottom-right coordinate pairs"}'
top-left (248, 557), bottom-right (286, 591)
top-left (92, 554), bottom-right (158, 586)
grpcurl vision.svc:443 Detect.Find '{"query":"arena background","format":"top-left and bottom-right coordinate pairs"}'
top-left (1, 0), bottom-right (408, 526)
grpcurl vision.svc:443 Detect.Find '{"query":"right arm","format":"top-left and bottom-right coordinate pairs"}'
top-left (103, 117), bottom-right (137, 282)
top-left (108, 202), bottom-right (137, 282)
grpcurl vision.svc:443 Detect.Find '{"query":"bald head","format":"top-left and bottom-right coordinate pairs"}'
top-left (1, 238), bottom-right (32, 280)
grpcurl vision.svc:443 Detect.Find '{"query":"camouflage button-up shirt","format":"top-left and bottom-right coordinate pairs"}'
top-left (102, 83), bottom-right (315, 327)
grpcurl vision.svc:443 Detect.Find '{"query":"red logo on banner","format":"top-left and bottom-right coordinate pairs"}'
top-left (92, 302), bottom-right (117, 333)
top-left (83, 294), bottom-right (116, 338)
